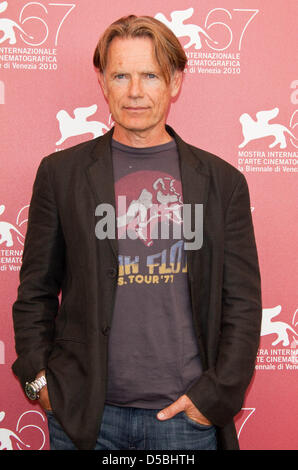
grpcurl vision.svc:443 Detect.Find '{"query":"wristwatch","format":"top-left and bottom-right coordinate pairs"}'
top-left (25, 375), bottom-right (47, 400)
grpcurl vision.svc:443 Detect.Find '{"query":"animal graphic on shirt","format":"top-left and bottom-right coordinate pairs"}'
top-left (117, 188), bottom-right (153, 243)
top-left (56, 104), bottom-right (112, 146)
top-left (261, 305), bottom-right (298, 347)
top-left (0, 1), bottom-right (34, 44)
top-left (239, 107), bottom-right (298, 149)
top-left (152, 176), bottom-right (183, 224)
top-left (116, 175), bottom-right (183, 247)
top-left (155, 8), bottom-right (218, 49)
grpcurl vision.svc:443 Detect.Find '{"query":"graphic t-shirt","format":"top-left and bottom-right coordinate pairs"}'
top-left (105, 138), bottom-right (202, 408)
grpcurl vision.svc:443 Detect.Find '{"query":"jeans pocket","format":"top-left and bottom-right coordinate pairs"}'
top-left (182, 411), bottom-right (213, 430)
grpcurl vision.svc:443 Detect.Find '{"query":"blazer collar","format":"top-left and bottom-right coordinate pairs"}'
top-left (85, 125), bottom-right (209, 260)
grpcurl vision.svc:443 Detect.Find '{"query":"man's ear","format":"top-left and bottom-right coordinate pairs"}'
top-left (170, 70), bottom-right (183, 99)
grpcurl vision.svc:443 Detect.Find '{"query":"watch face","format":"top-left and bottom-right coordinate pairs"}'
top-left (25, 383), bottom-right (38, 400)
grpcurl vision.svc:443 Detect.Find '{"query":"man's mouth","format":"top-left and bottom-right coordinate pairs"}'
top-left (123, 106), bottom-right (149, 111)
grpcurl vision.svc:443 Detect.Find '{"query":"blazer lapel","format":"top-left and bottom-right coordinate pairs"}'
top-left (85, 128), bottom-right (118, 261)
top-left (166, 125), bottom-right (210, 272)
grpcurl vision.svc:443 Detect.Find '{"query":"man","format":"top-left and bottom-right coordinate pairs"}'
top-left (12, 15), bottom-right (262, 450)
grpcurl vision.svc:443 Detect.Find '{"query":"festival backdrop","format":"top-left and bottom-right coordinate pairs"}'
top-left (0, 0), bottom-right (297, 450)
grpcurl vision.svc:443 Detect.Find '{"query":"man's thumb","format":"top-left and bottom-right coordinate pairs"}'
top-left (157, 396), bottom-right (185, 420)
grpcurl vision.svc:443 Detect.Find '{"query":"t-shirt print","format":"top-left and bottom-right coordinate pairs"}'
top-left (115, 170), bottom-right (187, 288)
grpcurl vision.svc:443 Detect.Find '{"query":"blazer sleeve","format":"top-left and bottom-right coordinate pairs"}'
top-left (185, 172), bottom-right (262, 427)
top-left (12, 156), bottom-right (65, 389)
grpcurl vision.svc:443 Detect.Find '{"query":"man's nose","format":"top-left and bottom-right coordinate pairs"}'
top-left (128, 77), bottom-right (144, 98)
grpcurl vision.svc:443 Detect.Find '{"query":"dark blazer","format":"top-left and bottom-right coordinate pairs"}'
top-left (12, 125), bottom-right (262, 450)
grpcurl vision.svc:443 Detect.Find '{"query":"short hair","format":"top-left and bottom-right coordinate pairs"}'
top-left (93, 15), bottom-right (187, 84)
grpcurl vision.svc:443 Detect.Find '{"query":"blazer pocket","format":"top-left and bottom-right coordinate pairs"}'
top-left (55, 304), bottom-right (87, 344)
top-left (55, 337), bottom-right (86, 344)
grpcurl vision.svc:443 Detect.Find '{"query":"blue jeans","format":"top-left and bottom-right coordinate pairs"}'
top-left (46, 404), bottom-right (217, 450)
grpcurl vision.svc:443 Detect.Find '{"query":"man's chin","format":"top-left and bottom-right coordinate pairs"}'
top-left (116, 122), bottom-right (156, 134)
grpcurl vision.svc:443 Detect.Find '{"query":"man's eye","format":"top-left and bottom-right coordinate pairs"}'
top-left (147, 73), bottom-right (156, 79)
top-left (115, 74), bottom-right (126, 79)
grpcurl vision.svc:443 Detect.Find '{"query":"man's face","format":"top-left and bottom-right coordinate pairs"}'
top-left (98, 36), bottom-right (182, 139)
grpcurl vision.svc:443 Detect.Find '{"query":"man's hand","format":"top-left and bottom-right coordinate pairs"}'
top-left (157, 394), bottom-right (212, 426)
top-left (36, 369), bottom-right (52, 412)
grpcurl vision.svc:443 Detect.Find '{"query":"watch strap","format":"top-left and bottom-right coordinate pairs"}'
top-left (27, 375), bottom-right (47, 397)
